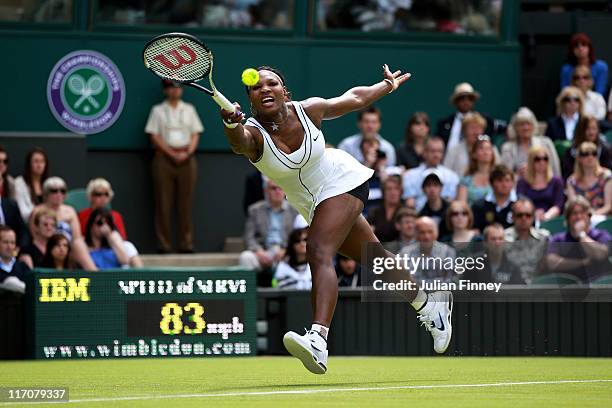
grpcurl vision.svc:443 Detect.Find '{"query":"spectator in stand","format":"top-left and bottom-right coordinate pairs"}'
top-left (31, 177), bottom-right (96, 271)
top-left (40, 233), bottom-right (71, 270)
top-left (546, 196), bottom-right (610, 283)
top-left (145, 79), bottom-right (203, 254)
top-left (366, 175), bottom-right (403, 242)
top-left (504, 198), bottom-right (550, 284)
top-left (78, 178), bottom-right (127, 239)
top-left (396, 112), bottom-right (429, 169)
top-left (571, 65), bottom-right (607, 120)
top-left (457, 135), bottom-right (496, 205)
top-left (436, 82), bottom-right (505, 152)
top-left (383, 206), bottom-right (417, 253)
top-left (418, 170), bottom-right (450, 239)
top-left (239, 179), bottom-right (298, 287)
top-left (516, 146), bottom-right (565, 222)
top-left (360, 137), bottom-right (389, 210)
top-left (338, 106), bottom-right (396, 166)
top-left (560, 33), bottom-right (608, 97)
top-left (440, 200), bottom-right (481, 243)
top-left (566, 141), bottom-right (612, 216)
top-left (336, 254), bottom-right (360, 288)
top-left (562, 115), bottom-right (612, 179)
top-left (400, 217), bottom-right (456, 283)
top-left (472, 165), bottom-right (517, 231)
top-left (501, 107), bottom-right (561, 178)
top-left (274, 227), bottom-right (311, 290)
top-left (0, 146), bottom-right (15, 199)
top-left (0, 225), bottom-right (29, 294)
top-left (403, 136), bottom-right (459, 211)
top-left (84, 208), bottom-right (129, 269)
top-left (545, 86), bottom-right (584, 142)
top-left (18, 209), bottom-right (56, 269)
top-left (13, 147), bottom-right (49, 222)
top-left (444, 113), bottom-right (499, 176)
top-left (0, 195), bottom-right (27, 249)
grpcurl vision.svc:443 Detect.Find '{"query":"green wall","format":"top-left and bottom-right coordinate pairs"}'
top-left (0, 31), bottom-right (520, 150)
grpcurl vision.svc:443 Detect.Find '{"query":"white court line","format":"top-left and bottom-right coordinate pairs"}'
top-left (2, 379), bottom-right (611, 406)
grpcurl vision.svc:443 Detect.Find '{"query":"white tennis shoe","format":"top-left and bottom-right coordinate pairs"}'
top-left (283, 329), bottom-right (328, 374)
top-left (418, 291), bottom-right (453, 353)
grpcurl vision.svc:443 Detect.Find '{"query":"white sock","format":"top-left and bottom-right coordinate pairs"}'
top-left (311, 324), bottom-right (329, 340)
top-left (410, 289), bottom-right (428, 312)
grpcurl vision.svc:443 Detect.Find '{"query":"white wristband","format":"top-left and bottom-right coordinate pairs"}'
top-left (383, 79), bottom-right (394, 93)
top-left (223, 120), bottom-right (239, 129)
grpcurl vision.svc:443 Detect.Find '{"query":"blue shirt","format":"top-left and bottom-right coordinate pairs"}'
top-left (90, 248), bottom-right (121, 269)
top-left (560, 60), bottom-right (609, 96)
top-left (265, 207), bottom-right (284, 249)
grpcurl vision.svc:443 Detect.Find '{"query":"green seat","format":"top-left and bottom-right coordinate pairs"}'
top-left (595, 218), bottom-right (612, 235)
top-left (591, 275), bottom-right (612, 285)
top-left (554, 140), bottom-right (572, 160)
top-left (531, 273), bottom-right (582, 285)
top-left (540, 216), bottom-right (566, 235)
top-left (64, 188), bottom-right (89, 212)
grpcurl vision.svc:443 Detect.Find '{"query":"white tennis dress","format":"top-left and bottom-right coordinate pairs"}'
top-left (246, 101), bottom-right (374, 224)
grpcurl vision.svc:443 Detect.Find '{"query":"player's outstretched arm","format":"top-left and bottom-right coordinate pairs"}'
top-left (303, 64), bottom-right (411, 124)
top-left (220, 103), bottom-right (262, 162)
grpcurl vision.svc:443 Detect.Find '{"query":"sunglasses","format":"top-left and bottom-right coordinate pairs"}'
top-left (450, 211), bottom-right (469, 217)
top-left (513, 212), bottom-right (533, 218)
top-left (573, 42), bottom-right (588, 48)
top-left (95, 219), bottom-right (106, 226)
top-left (92, 191), bottom-right (110, 197)
top-left (0, 158), bottom-right (8, 164)
top-left (534, 156), bottom-right (549, 162)
top-left (572, 75), bottom-right (591, 80)
top-left (49, 188), bottom-right (67, 194)
top-left (578, 150), bottom-right (597, 157)
top-left (562, 96), bottom-right (580, 103)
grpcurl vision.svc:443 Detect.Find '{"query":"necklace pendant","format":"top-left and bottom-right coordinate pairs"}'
top-left (271, 122), bottom-right (279, 131)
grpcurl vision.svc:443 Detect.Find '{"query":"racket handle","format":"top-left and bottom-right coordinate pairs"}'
top-left (212, 91), bottom-right (239, 114)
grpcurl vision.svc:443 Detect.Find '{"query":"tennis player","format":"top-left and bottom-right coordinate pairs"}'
top-left (220, 65), bottom-right (452, 374)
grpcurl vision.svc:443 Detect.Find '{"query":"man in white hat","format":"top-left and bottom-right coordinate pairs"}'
top-left (436, 82), bottom-right (504, 153)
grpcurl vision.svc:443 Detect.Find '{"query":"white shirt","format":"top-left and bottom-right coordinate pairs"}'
top-left (402, 163), bottom-right (459, 211)
top-left (337, 133), bottom-right (397, 167)
top-left (145, 100), bottom-right (204, 148)
top-left (562, 112), bottom-right (579, 141)
top-left (583, 90), bottom-right (607, 120)
top-left (447, 112), bottom-right (464, 153)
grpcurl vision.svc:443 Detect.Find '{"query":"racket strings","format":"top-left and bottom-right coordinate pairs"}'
top-left (144, 37), bottom-right (211, 82)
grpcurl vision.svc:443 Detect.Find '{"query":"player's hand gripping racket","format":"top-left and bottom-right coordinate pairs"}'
top-left (143, 32), bottom-right (239, 114)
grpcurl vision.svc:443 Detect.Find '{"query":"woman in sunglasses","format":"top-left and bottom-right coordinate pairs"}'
top-left (545, 86), bottom-right (584, 142)
top-left (562, 115), bottom-right (612, 179)
top-left (30, 177), bottom-right (97, 270)
top-left (273, 227), bottom-right (311, 290)
top-left (78, 178), bottom-right (127, 240)
top-left (567, 141), bottom-right (612, 216)
top-left (440, 200), bottom-right (481, 244)
top-left (570, 65), bottom-right (607, 120)
top-left (560, 33), bottom-right (608, 97)
top-left (516, 146), bottom-right (565, 222)
top-left (84, 208), bottom-right (129, 269)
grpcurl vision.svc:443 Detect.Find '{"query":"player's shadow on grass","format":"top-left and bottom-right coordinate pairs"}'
top-left (208, 379), bottom-right (446, 392)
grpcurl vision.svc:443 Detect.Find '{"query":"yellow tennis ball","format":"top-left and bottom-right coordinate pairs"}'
top-left (241, 68), bottom-right (260, 86)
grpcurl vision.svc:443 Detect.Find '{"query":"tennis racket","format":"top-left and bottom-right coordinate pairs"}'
top-left (143, 32), bottom-right (238, 114)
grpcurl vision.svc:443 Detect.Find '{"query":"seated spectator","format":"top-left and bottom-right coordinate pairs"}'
top-left (31, 177), bottom-right (96, 270)
top-left (418, 170), bottom-right (450, 239)
top-left (457, 135), bottom-right (496, 205)
top-left (571, 65), bottom-right (607, 120)
top-left (336, 254), bottom-right (360, 287)
top-left (560, 33), bottom-right (608, 97)
top-left (566, 141), bottom-right (612, 216)
top-left (18, 209), bottom-right (56, 269)
top-left (367, 175), bottom-right (403, 242)
top-left (78, 178), bottom-right (127, 239)
top-left (464, 223), bottom-right (524, 284)
top-left (338, 106), bottom-right (396, 166)
top-left (440, 200), bottom-right (481, 243)
top-left (516, 146), bottom-right (565, 222)
top-left (40, 233), bottom-right (72, 270)
top-left (545, 86), bottom-right (584, 142)
top-left (274, 228), bottom-right (311, 290)
top-left (546, 196), bottom-right (611, 282)
top-left (85, 208), bottom-right (129, 269)
top-left (562, 115), bottom-right (612, 179)
top-left (444, 112), bottom-right (499, 176)
top-left (399, 217), bottom-right (456, 283)
top-left (501, 107), bottom-right (561, 178)
top-left (0, 226), bottom-right (29, 294)
top-left (383, 206), bottom-right (417, 253)
top-left (13, 147), bottom-right (48, 222)
top-left (0, 195), bottom-right (27, 249)
top-left (396, 112), bottom-right (429, 169)
top-left (504, 198), bottom-right (550, 283)
top-left (403, 136), bottom-right (459, 211)
top-left (239, 179), bottom-right (298, 287)
top-left (472, 165), bottom-right (517, 231)
top-left (436, 82), bottom-right (505, 152)
top-left (0, 146), bottom-right (15, 199)
top-left (361, 137), bottom-right (388, 209)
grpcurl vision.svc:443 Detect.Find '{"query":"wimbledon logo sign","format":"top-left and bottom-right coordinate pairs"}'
top-left (47, 50), bottom-right (125, 134)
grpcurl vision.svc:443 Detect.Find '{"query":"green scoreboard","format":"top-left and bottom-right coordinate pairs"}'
top-left (25, 268), bottom-right (256, 359)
